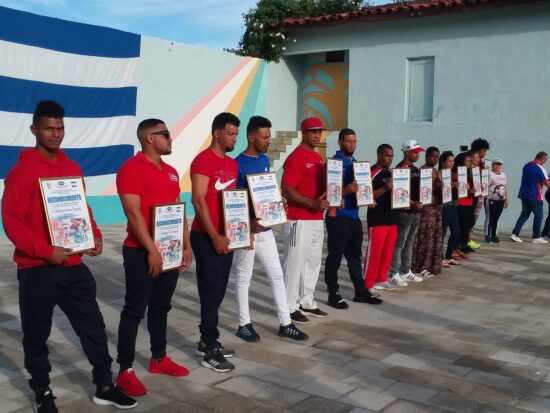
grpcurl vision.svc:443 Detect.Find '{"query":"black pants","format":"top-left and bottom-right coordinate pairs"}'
top-left (484, 198), bottom-right (505, 238)
top-left (458, 204), bottom-right (475, 250)
top-left (190, 231), bottom-right (233, 349)
top-left (18, 264), bottom-right (112, 395)
top-left (542, 191), bottom-right (550, 237)
top-left (324, 216), bottom-right (366, 296)
top-left (117, 246), bottom-right (179, 370)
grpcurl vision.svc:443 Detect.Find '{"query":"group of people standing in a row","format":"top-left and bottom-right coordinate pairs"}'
top-left (4, 101), bottom-right (550, 413)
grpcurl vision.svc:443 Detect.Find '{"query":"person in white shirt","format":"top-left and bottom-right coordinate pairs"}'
top-left (483, 158), bottom-right (507, 243)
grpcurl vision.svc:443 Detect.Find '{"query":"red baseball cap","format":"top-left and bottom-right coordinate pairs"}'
top-left (301, 117), bottom-right (325, 131)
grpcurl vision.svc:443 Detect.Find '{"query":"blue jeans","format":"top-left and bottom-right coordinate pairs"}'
top-left (512, 200), bottom-right (543, 239)
top-left (442, 205), bottom-right (460, 259)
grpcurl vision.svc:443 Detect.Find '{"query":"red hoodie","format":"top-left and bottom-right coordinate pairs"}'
top-left (2, 148), bottom-right (101, 269)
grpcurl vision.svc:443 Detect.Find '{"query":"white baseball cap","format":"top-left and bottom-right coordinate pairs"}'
top-left (402, 139), bottom-right (425, 153)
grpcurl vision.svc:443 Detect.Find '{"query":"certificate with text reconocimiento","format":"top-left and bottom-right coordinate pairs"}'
top-left (39, 177), bottom-right (95, 254)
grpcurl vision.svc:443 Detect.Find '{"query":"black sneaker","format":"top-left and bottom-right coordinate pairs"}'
top-left (290, 310), bottom-right (310, 324)
top-left (491, 235), bottom-right (500, 244)
top-left (195, 341), bottom-right (235, 358)
top-left (300, 306), bottom-right (328, 318)
top-left (236, 323), bottom-right (260, 342)
top-left (201, 347), bottom-right (235, 372)
top-left (34, 389), bottom-right (57, 413)
top-left (92, 384), bottom-right (138, 409)
top-left (461, 246), bottom-right (475, 253)
top-left (327, 292), bottom-right (349, 310)
top-left (278, 323), bottom-right (309, 341)
top-left (353, 293), bottom-right (383, 305)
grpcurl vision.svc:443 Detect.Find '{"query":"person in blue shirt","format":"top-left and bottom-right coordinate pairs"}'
top-left (233, 116), bottom-right (308, 342)
top-left (325, 128), bottom-right (382, 309)
top-left (511, 151), bottom-right (550, 243)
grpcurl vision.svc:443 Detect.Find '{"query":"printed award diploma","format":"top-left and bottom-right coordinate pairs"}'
top-left (472, 166), bottom-right (482, 197)
top-left (481, 168), bottom-right (489, 197)
top-left (246, 172), bottom-right (287, 227)
top-left (326, 158), bottom-right (344, 207)
top-left (222, 190), bottom-right (251, 250)
top-left (353, 161), bottom-right (374, 206)
top-left (420, 168), bottom-right (433, 205)
top-left (391, 168), bottom-right (411, 209)
top-left (457, 166), bottom-right (468, 199)
top-left (39, 177), bottom-right (95, 253)
top-left (152, 202), bottom-right (186, 272)
top-left (441, 169), bottom-right (452, 204)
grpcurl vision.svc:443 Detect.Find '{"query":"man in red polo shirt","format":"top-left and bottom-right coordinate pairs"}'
top-left (281, 117), bottom-right (330, 324)
top-left (115, 118), bottom-right (192, 396)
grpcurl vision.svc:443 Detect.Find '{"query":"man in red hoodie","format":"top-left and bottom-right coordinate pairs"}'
top-left (2, 101), bottom-right (137, 412)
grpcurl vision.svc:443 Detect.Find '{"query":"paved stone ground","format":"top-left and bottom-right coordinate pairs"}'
top-left (1, 224), bottom-right (550, 412)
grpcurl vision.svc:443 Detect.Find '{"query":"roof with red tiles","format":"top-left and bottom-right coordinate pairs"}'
top-left (280, 0), bottom-right (550, 30)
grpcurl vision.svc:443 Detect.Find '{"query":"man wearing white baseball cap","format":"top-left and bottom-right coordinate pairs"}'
top-left (387, 139), bottom-right (425, 288)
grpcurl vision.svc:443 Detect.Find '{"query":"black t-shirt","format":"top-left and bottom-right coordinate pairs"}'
top-left (367, 166), bottom-right (398, 227)
top-left (395, 160), bottom-right (420, 213)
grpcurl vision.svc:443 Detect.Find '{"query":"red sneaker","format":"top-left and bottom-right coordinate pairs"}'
top-left (149, 355), bottom-right (189, 377)
top-left (115, 368), bottom-right (147, 396)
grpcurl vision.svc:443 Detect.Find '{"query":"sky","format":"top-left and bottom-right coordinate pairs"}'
top-left (0, 0), bottom-right (390, 50)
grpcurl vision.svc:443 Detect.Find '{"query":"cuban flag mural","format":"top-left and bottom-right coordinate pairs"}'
top-left (0, 6), bottom-right (140, 197)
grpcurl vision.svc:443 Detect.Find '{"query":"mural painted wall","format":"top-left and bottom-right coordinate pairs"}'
top-left (0, 6), bottom-right (299, 232)
top-left (300, 52), bottom-right (349, 131)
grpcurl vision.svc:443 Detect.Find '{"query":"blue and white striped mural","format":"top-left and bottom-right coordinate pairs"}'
top-left (0, 6), bottom-right (140, 191)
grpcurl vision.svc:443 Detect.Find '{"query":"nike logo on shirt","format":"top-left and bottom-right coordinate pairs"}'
top-left (214, 178), bottom-right (235, 191)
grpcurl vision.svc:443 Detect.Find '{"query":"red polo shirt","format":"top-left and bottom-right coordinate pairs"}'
top-left (281, 145), bottom-right (325, 220)
top-left (190, 148), bottom-right (238, 235)
top-left (117, 152), bottom-right (180, 247)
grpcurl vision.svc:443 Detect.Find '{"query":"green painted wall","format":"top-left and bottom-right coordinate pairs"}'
top-left (287, 3), bottom-right (550, 229)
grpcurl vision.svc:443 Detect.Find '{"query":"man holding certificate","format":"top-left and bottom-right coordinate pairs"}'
top-left (233, 116), bottom-right (308, 342)
top-left (190, 112), bottom-right (241, 372)
top-left (324, 128), bottom-right (382, 308)
top-left (2, 101), bottom-right (137, 412)
top-left (281, 117), bottom-right (330, 324)
top-left (388, 140), bottom-right (425, 287)
top-left (116, 119), bottom-right (192, 396)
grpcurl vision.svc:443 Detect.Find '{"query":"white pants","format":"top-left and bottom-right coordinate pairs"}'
top-left (282, 220), bottom-right (324, 312)
top-left (233, 230), bottom-right (291, 326)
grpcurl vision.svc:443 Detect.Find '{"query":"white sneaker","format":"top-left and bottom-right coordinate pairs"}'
top-left (374, 281), bottom-right (397, 291)
top-left (532, 237), bottom-right (549, 244)
top-left (510, 234), bottom-right (523, 243)
top-left (389, 273), bottom-right (408, 287)
top-left (368, 288), bottom-right (381, 297)
top-left (404, 270), bottom-right (423, 283)
top-left (419, 269), bottom-right (434, 278)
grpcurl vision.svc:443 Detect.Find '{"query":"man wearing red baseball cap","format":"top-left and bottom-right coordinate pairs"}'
top-left (281, 117), bottom-right (330, 324)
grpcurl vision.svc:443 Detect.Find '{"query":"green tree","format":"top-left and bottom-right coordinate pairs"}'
top-left (228, 0), bottom-right (368, 62)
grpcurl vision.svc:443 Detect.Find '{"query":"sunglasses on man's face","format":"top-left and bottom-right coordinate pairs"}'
top-left (151, 130), bottom-right (171, 139)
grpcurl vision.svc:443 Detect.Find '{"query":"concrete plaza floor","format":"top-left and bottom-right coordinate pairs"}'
top-left (1, 224), bottom-right (550, 412)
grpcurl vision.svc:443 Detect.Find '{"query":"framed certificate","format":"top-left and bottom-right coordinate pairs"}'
top-left (326, 158), bottom-right (343, 207)
top-left (472, 166), bottom-right (482, 197)
top-left (457, 166), bottom-right (468, 199)
top-left (481, 168), bottom-right (489, 197)
top-left (353, 161), bottom-right (374, 206)
top-left (391, 168), bottom-right (411, 209)
top-left (441, 169), bottom-right (452, 204)
top-left (152, 202), bottom-right (186, 272)
top-left (222, 190), bottom-right (251, 250)
top-left (39, 177), bottom-right (95, 254)
top-left (246, 172), bottom-right (287, 227)
top-left (420, 168), bottom-right (433, 205)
